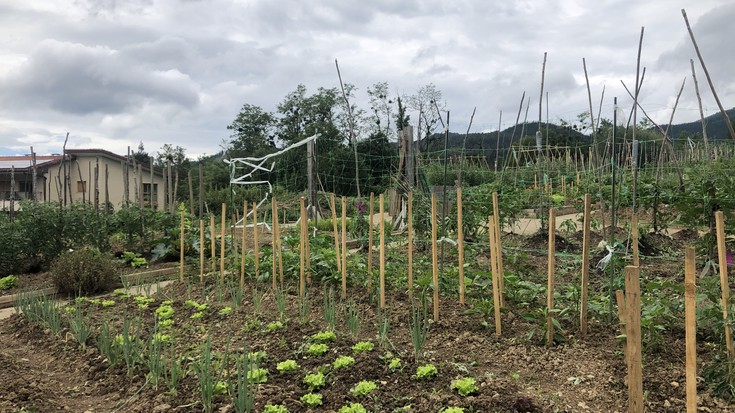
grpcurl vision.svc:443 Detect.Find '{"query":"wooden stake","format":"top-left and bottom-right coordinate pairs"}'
top-left (341, 196), bottom-right (347, 299)
top-left (271, 197), bottom-right (278, 290)
top-left (408, 191), bottom-right (414, 302)
top-left (685, 246), bottom-right (697, 413)
top-left (368, 192), bottom-right (374, 289)
top-left (457, 187), bottom-right (465, 305)
top-left (431, 194), bottom-right (439, 322)
top-left (305, 202), bottom-right (311, 284)
top-left (615, 289), bottom-right (628, 364)
top-left (715, 211), bottom-right (734, 363)
top-left (253, 202), bottom-right (259, 281)
top-left (180, 211), bottom-right (185, 282)
top-left (632, 214), bottom-right (640, 267)
top-left (199, 219), bottom-right (204, 283)
top-left (187, 170), bottom-right (194, 216)
top-left (241, 202), bottom-right (248, 288)
top-left (492, 192), bottom-right (505, 307)
top-left (625, 265), bottom-right (643, 413)
top-left (276, 201), bottom-right (284, 286)
top-left (220, 203), bottom-right (226, 281)
top-left (547, 208), bottom-right (556, 347)
top-left (210, 214), bottom-right (215, 274)
top-left (330, 193), bottom-right (341, 273)
top-left (580, 194), bottom-right (591, 336)
top-left (379, 193), bottom-right (386, 309)
top-left (489, 214), bottom-right (502, 336)
top-left (299, 197), bottom-right (306, 297)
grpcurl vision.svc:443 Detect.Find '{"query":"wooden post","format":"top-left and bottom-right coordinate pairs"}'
top-left (253, 202), bottom-right (260, 281)
top-left (407, 191), bottom-right (414, 302)
top-left (9, 166), bottom-right (15, 221)
top-left (580, 194), bottom-right (591, 336)
top-left (379, 193), bottom-right (386, 309)
top-left (220, 204), bottom-right (226, 280)
top-left (367, 192), bottom-right (374, 289)
top-left (330, 193), bottom-right (341, 273)
top-left (632, 214), bottom-right (640, 267)
top-left (492, 192), bottom-right (505, 306)
top-left (625, 265), bottom-right (643, 413)
top-left (615, 289), bottom-right (628, 364)
top-left (276, 201), bottom-right (284, 286)
top-left (546, 208), bottom-right (556, 347)
top-left (299, 197), bottom-right (306, 298)
top-left (241, 202), bottom-right (247, 289)
top-left (94, 157), bottom-right (99, 212)
top-left (180, 211), bottom-right (185, 282)
top-left (104, 164), bottom-right (109, 215)
top-left (198, 164), bottom-right (204, 219)
top-left (715, 211), bottom-right (734, 363)
top-left (431, 194), bottom-right (439, 322)
top-left (199, 219), bottom-right (204, 283)
top-left (210, 214), bottom-right (215, 273)
top-left (271, 197), bottom-right (278, 291)
top-left (685, 247), bottom-right (697, 413)
top-left (341, 196), bottom-right (348, 299)
top-left (150, 158), bottom-right (154, 211)
top-left (457, 187), bottom-right (465, 305)
top-left (489, 214), bottom-right (501, 336)
top-left (188, 170), bottom-right (194, 216)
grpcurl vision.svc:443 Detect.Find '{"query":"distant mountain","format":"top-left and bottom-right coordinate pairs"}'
top-left (664, 108), bottom-right (735, 142)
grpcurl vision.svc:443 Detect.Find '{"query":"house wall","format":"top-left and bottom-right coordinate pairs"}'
top-left (43, 155), bottom-right (165, 209)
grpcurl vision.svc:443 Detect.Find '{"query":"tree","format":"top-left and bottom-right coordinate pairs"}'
top-left (132, 141), bottom-right (151, 165)
top-left (404, 83), bottom-right (445, 145)
top-left (227, 104), bottom-right (277, 157)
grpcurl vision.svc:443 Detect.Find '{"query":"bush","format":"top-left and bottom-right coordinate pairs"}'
top-left (50, 247), bottom-right (119, 295)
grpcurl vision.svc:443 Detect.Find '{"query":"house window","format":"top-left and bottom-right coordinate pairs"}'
top-left (143, 183), bottom-right (158, 207)
top-left (77, 180), bottom-right (87, 193)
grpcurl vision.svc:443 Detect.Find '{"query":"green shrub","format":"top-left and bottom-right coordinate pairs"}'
top-left (0, 275), bottom-right (18, 290)
top-left (50, 247), bottom-right (118, 295)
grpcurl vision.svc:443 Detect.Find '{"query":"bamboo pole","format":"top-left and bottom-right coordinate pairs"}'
top-left (368, 192), bottom-right (374, 290)
top-left (220, 203), bottom-right (226, 281)
top-left (305, 201), bottom-right (311, 284)
top-left (210, 214), bottom-right (215, 274)
top-left (457, 187), bottom-right (465, 305)
top-left (685, 246), bottom-right (697, 413)
top-left (180, 211), bottom-right (185, 282)
top-left (276, 201), bottom-right (284, 286)
top-left (632, 214), bottom-right (640, 267)
top-left (580, 194), bottom-right (591, 336)
top-left (199, 219), bottom-right (204, 283)
top-left (715, 211), bottom-right (734, 363)
top-left (271, 197), bottom-right (277, 291)
top-left (615, 289), bottom-right (628, 364)
top-left (330, 193), bottom-right (341, 273)
top-left (253, 202), bottom-right (260, 281)
top-left (546, 208), bottom-right (556, 347)
top-left (299, 197), bottom-right (306, 297)
top-left (492, 192), bottom-right (504, 306)
top-left (431, 194), bottom-right (439, 322)
top-left (489, 214), bottom-right (502, 336)
top-left (241, 202), bottom-right (248, 288)
top-left (407, 191), bottom-right (414, 302)
top-left (379, 193), bottom-right (386, 309)
top-left (341, 196), bottom-right (347, 299)
top-left (625, 265), bottom-right (643, 413)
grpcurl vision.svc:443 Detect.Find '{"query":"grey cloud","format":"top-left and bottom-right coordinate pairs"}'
top-left (0, 39), bottom-right (200, 115)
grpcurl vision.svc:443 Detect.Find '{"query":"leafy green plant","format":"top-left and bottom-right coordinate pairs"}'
top-left (266, 321), bottom-right (284, 332)
top-left (219, 306), bottom-right (233, 316)
top-left (388, 357), bottom-right (402, 372)
top-left (351, 380), bottom-right (377, 397)
top-left (415, 364), bottom-right (438, 380)
top-left (276, 359), bottom-right (300, 373)
top-left (247, 350), bottom-right (268, 363)
top-left (247, 368), bottom-right (268, 384)
top-left (0, 274), bottom-right (17, 290)
top-left (262, 405), bottom-right (289, 413)
top-left (121, 251), bottom-right (148, 268)
top-left (522, 306), bottom-right (569, 345)
top-left (441, 407), bottom-right (465, 413)
top-left (312, 330), bottom-right (337, 343)
top-left (333, 355), bottom-right (355, 370)
top-left (101, 299), bottom-right (115, 307)
top-left (300, 392), bottom-right (323, 407)
top-left (451, 377), bottom-right (478, 397)
top-left (303, 371), bottom-right (326, 391)
top-left (307, 343), bottom-right (329, 356)
top-left (155, 303), bottom-right (175, 320)
top-left (352, 341), bottom-right (374, 354)
top-left (338, 402), bottom-right (367, 413)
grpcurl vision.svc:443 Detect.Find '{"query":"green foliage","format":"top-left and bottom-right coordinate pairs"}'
top-left (388, 357), bottom-right (402, 372)
top-left (155, 303), bottom-right (175, 320)
top-left (307, 343), bottom-right (329, 356)
top-left (121, 251), bottom-right (148, 268)
top-left (352, 341), bottom-right (374, 354)
top-left (333, 355), bottom-right (355, 370)
top-left (350, 380), bottom-right (377, 397)
top-left (50, 247), bottom-right (118, 295)
top-left (262, 405), bottom-right (289, 413)
top-left (246, 368), bottom-right (268, 384)
top-left (522, 306), bottom-right (569, 345)
top-left (415, 364), bottom-right (438, 380)
top-left (338, 402), bottom-right (368, 413)
top-left (410, 297), bottom-right (430, 361)
top-left (276, 359), bottom-right (300, 373)
top-left (303, 371), bottom-right (326, 391)
top-left (441, 407), bottom-right (465, 413)
top-left (14, 291), bottom-right (63, 335)
top-left (450, 377), bottom-right (478, 397)
top-left (266, 321), bottom-right (285, 332)
top-left (300, 392), bottom-right (323, 407)
top-left (311, 330), bottom-right (337, 343)
top-left (0, 275), bottom-right (18, 290)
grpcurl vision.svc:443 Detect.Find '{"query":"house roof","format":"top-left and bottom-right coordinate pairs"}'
top-left (0, 155), bottom-right (62, 171)
top-left (0, 149), bottom-right (163, 175)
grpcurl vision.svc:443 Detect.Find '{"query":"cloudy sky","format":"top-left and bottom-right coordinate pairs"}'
top-left (0, 0), bottom-right (732, 158)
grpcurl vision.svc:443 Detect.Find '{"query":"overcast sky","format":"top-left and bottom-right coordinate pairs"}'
top-left (0, 0), bottom-right (732, 158)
